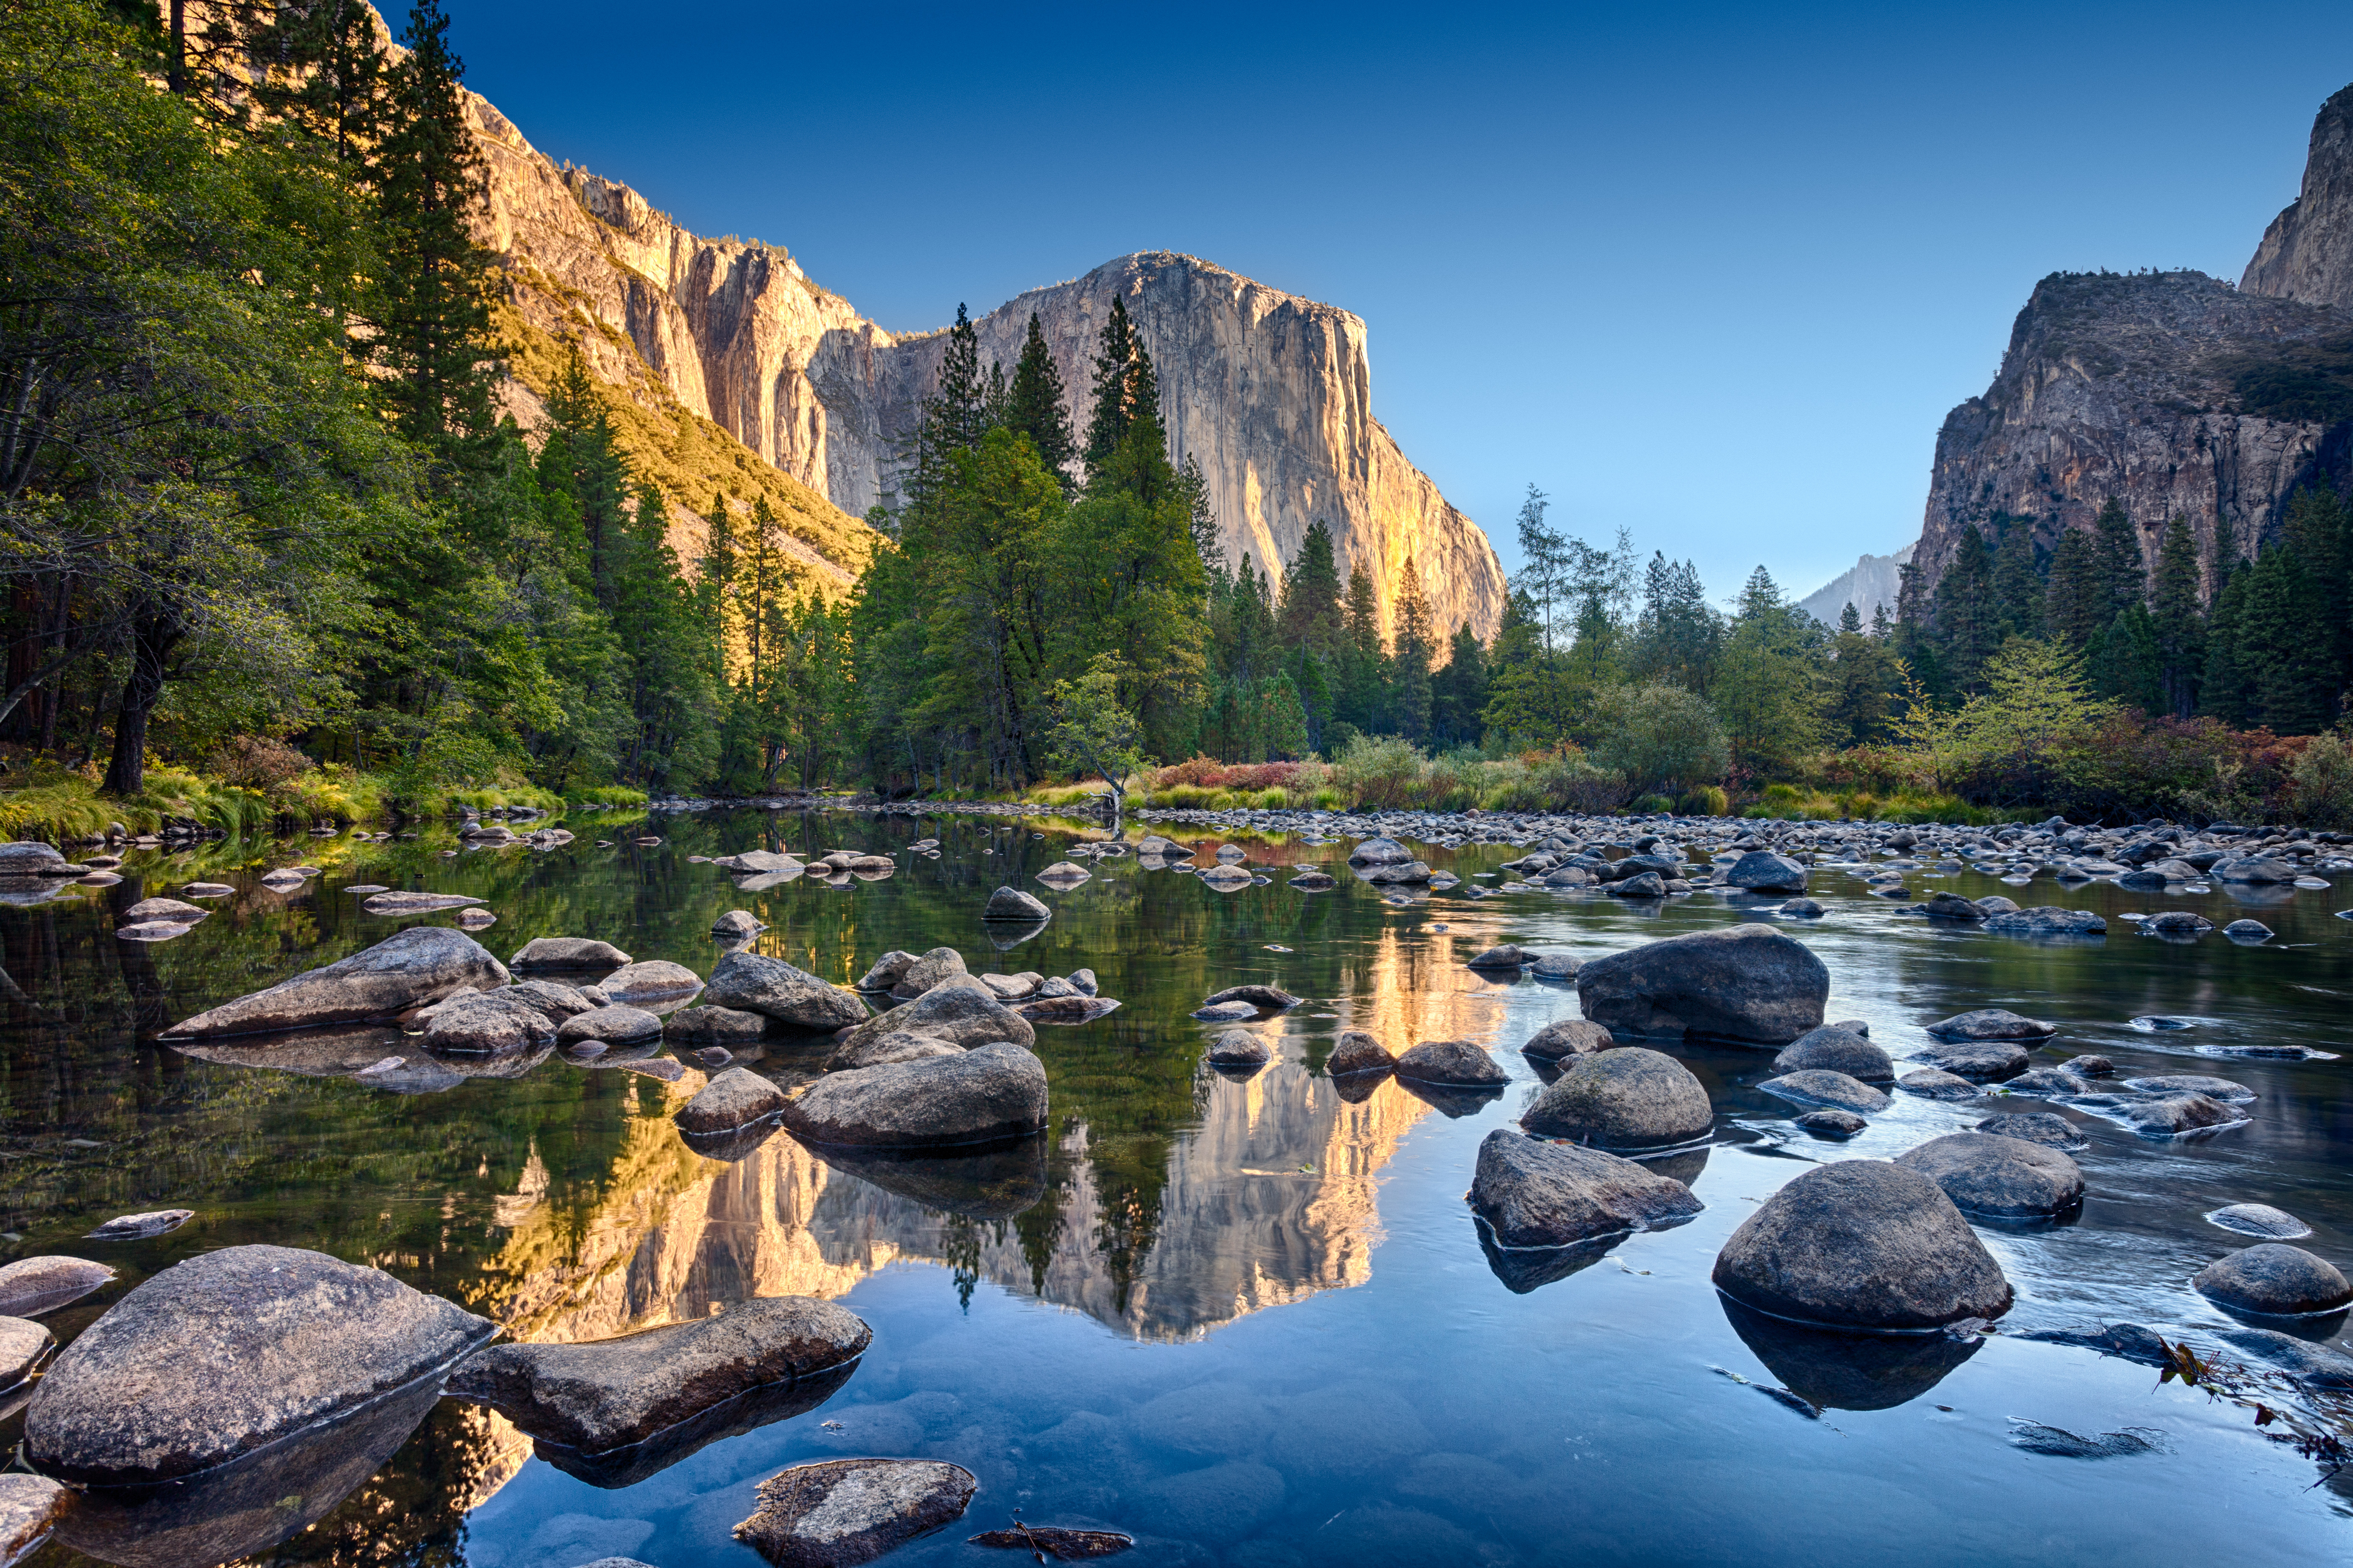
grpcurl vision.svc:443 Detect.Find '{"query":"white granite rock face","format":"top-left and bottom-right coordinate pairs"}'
top-left (466, 97), bottom-right (1506, 640)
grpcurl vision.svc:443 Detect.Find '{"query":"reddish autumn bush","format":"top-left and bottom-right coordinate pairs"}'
top-left (1147, 758), bottom-right (1309, 792)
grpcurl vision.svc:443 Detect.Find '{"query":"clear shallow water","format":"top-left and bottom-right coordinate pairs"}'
top-left (4, 812), bottom-right (2353, 1567)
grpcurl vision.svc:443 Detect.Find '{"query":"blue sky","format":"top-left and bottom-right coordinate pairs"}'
top-left (441, 1), bottom-right (2353, 605)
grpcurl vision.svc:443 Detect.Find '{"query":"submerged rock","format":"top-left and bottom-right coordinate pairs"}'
top-left (1465, 945), bottom-right (1528, 971)
top-left (1190, 1000), bottom-right (1257, 1021)
top-left (1910, 1039), bottom-right (2031, 1080)
top-left (1758, 1070), bottom-right (1888, 1114)
top-left (358, 891), bottom-right (483, 916)
top-left (81, 1210), bottom-right (192, 1241)
top-left (2215, 1327), bottom-right (2353, 1389)
top-left (1395, 1040), bottom-right (1507, 1087)
top-left (1468, 1128), bottom-right (1703, 1249)
top-left (734, 1459), bottom-right (977, 1568)
top-left (1521, 1018), bottom-right (1613, 1060)
top-left (1895, 1132), bottom-right (2084, 1218)
top-left (26, 1245), bottom-right (493, 1484)
top-left (2206, 1203), bottom-right (2313, 1240)
top-left (1521, 1047), bottom-right (1713, 1151)
top-left (2192, 1244), bottom-right (2353, 1317)
top-left (1711, 1160), bottom-right (2013, 1331)
top-left (784, 1043), bottom-right (1049, 1148)
top-left (1982, 906), bottom-right (2105, 936)
top-left (1200, 983), bottom-right (1300, 1010)
top-left (1327, 1031), bottom-right (1395, 1076)
top-left (447, 1296), bottom-right (869, 1459)
top-left (1794, 1109), bottom-right (1866, 1138)
top-left (1974, 1111), bottom-right (2087, 1149)
top-left (2077, 1090), bottom-right (2243, 1137)
top-left (167, 927), bottom-right (510, 1038)
top-left (1770, 1025), bottom-right (1893, 1084)
top-left (2124, 1073), bottom-right (2253, 1103)
top-left (706, 951), bottom-right (870, 1032)
top-left (1574, 925), bottom-right (1828, 1045)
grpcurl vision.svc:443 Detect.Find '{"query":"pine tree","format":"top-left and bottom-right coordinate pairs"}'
top-left (2201, 555), bottom-right (2253, 726)
top-left (1431, 621), bottom-right (1490, 748)
top-left (2045, 527), bottom-right (2101, 647)
top-left (1391, 560), bottom-right (1434, 742)
top-left (2150, 516), bottom-right (2204, 718)
top-left (1338, 563), bottom-right (1386, 730)
top-left (929, 304), bottom-right (987, 454)
top-left (1003, 312), bottom-right (1075, 485)
top-left (1992, 519), bottom-right (2044, 636)
top-left (1083, 295), bottom-right (1140, 473)
top-left (1276, 520), bottom-right (1344, 657)
top-left (2091, 497), bottom-right (2147, 623)
top-left (1929, 525), bottom-right (2003, 691)
top-left (1176, 453), bottom-right (1222, 576)
top-left (374, 0), bottom-right (496, 455)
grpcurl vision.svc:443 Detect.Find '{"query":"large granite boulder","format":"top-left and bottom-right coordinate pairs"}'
top-left (1723, 851), bottom-right (1808, 893)
top-left (1574, 925), bottom-right (1827, 1045)
top-left (1522, 1019), bottom-right (1614, 1060)
top-left (512, 937), bottom-right (632, 971)
top-left (1910, 1039), bottom-right (2031, 1080)
top-left (556, 1005), bottom-right (663, 1047)
top-left (783, 1043), bottom-right (1049, 1148)
top-left (706, 951), bottom-right (869, 1031)
top-left (26, 1245), bottom-right (493, 1484)
top-left (1895, 1132), bottom-right (2084, 1218)
top-left (733, 1459), bottom-right (977, 1568)
top-left (1711, 1161), bottom-right (2014, 1331)
top-left (1347, 836), bottom-right (1413, 867)
top-left (1327, 1031), bottom-right (1395, 1075)
top-left (665, 1005), bottom-right (771, 1043)
top-left (1469, 1129), bottom-right (1703, 1249)
top-left (445, 1296), bottom-right (869, 1457)
top-left (676, 1068), bottom-right (789, 1137)
top-left (166, 928), bottom-right (510, 1038)
top-left (889, 947), bottom-right (966, 1000)
top-left (2211, 855), bottom-right (2296, 884)
top-left (1207, 1030), bottom-right (1272, 1070)
top-left (1394, 1040), bottom-right (1508, 1087)
top-left (0, 1474), bottom-right (68, 1564)
top-left (2192, 1244), bottom-right (2353, 1317)
top-left (1770, 1025), bottom-right (1893, 1083)
top-left (1, 1315), bottom-right (53, 1389)
top-left (854, 951), bottom-right (916, 993)
top-left (825, 1031), bottom-right (962, 1072)
top-left (1521, 1047), bottom-right (1713, 1151)
top-left (421, 990), bottom-right (558, 1054)
top-left (830, 975), bottom-right (1034, 1053)
top-left (599, 960), bottom-right (704, 1000)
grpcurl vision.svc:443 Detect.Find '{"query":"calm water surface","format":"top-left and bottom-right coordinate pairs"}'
top-left (5, 811), bottom-right (2353, 1567)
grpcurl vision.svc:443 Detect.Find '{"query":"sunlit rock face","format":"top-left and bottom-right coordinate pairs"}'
top-left (465, 98), bottom-right (1506, 641)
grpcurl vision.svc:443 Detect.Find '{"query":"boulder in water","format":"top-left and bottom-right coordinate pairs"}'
top-left (1895, 1131), bottom-right (2084, 1218)
top-left (1522, 1018), bottom-right (1613, 1060)
top-left (1770, 1025), bottom-right (1893, 1083)
top-left (556, 1005), bottom-right (662, 1046)
top-left (1925, 1008), bottom-right (2056, 1041)
top-left (1574, 925), bottom-right (1828, 1045)
top-left (711, 909), bottom-right (766, 940)
top-left (2192, 1244), bottom-right (2353, 1317)
top-left (826, 1031), bottom-right (962, 1072)
top-left (831, 975), bottom-right (1033, 1052)
top-left (2206, 1203), bottom-right (2312, 1240)
top-left (1723, 851), bottom-right (1808, 893)
top-left (1711, 1160), bottom-right (2014, 1331)
top-left (446, 1295), bottom-right (868, 1457)
top-left (422, 990), bottom-right (558, 1053)
top-left (1395, 1039), bottom-right (1507, 1087)
top-left (26, 1245), bottom-right (492, 1484)
top-left (705, 951), bottom-right (869, 1031)
top-left (665, 1005), bottom-right (771, 1042)
top-left (982, 885), bottom-right (1051, 922)
top-left (1521, 1047), bottom-right (1713, 1151)
top-left (1910, 1038), bottom-right (2030, 1080)
top-left (1347, 837), bottom-right (1413, 867)
top-left (1896, 1068), bottom-right (1981, 1101)
top-left (0, 1256), bottom-right (114, 1318)
top-left (1973, 1111), bottom-right (2086, 1149)
top-left (854, 951), bottom-right (916, 992)
top-left (1469, 1129), bottom-right (1703, 1249)
top-left (783, 1043), bottom-right (1048, 1148)
top-left (889, 947), bottom-right (967, 1000)
top-left (599, 960), bottom-right (703, 1000)
top-left (1327, 1031), bottom-right (1395, 1076)
top-left (1758, 1070), bottom-right (1888, 1114)
top-left (1465, 945), bottom-right (1527, 971)
top-left (1982, 906), bottom-right (2105, 936)
top-left (676, 1067), bottom-right (788, 1136)
top-left (1794, 1109), bottom-right (1866, 1137)
top-left (733, 1459), bottom-right (977, 1568)
top-left (167, 927), bottom-right (510, 1038)
top-left (1207, 1030), bottom-right (1271, 1069)
top-left (1200, 983), bottom-right (1299, 1010)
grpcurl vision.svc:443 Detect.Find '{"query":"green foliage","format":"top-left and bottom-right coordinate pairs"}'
top-left (1047, 655), bottom-right (1145, 802)
top-left (2288, 731), bottom-right (2353, 829)
top-left (1588, 681), bottom-right (1731, 794)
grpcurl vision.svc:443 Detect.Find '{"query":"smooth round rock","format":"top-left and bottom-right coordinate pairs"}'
top-left (665, 1005), bottom-right (771, 1042)
top-left (0, 1315), bottom-right (54, 1389)
top-left (1522, 1047), bottom-right (1714, 1151)
top-left (1522, 1019), bottom-right (1613, 1060)
top-left (1574, 925), bottom-right (1828, 1045)
top-left (1897, 1068), bottom-right (1982, 1101)
top-left (1395, 1039), bottom-right (1507, 1087)
top-left (890, 946), bottom-right (968, 1000)
top-left (2088, 1091), bottom-right (2244, 1136)
top-left (711, 909), bottom-right (766, 939)
top-left (1925, 1008), bottom-right (2056, 1041)
top-left (676, 1067), bottom-right (788, 1135)
top-left (826, 1031), bottom-right (961, 1072)
top-left (1328, 1031), bottom-right (1395, 1076)
top-left (1794, 1109), bottom-right (1866, 1138)
top-left (1724, 850), bottom-right (1808, 893)
top-left (166, 927), bottom-right (510, 1039)
top-left (2223, 919), bottom-right (2274, 942)
top-left (1895, 1132), bottom-right (2084, 1218)
top-left (1529, 951), bottom-right (1581, 979)
top-left (2192, 1244), bottom-right (2353, 1318)
top-left (706, 951), bottom-right (870, 1031)
top-left (1711, 1160), bottom-right (2014, 1331)
top-left (2206, 1203), bottom-right (2314, 1240)
top-left (1973, 1112), bottom-right (2086, 1149)
top-left (1465, 945), bottom-right (1527, 971)
top-left (1468, 1129), bottom-right (1703, 1249)
top-left (1207, 1030), bottom-right (1272, 1068)
top-left (599, 960), bottom-right (703, 1000)
top-left (1910, 1039), bottom-right (2029, 1080)
top-left (733, 1458), bottom-right (976, 1568)
top-left (782, 1042), bottom-right (1048, 1148)
top-left (2125, 1074), bottom-right (2253, 1103)
top-left (982, 885), bottom-right (1051, 922)
top-left (556, 1005), bottom-right (662, 1046)
top-left (1758, 1070), bottom-right (1888, 1114)
top-left (835, 976), bottom-right (1031, 1052)
top-left (1770, 1025), bottom-right (1894, 1084)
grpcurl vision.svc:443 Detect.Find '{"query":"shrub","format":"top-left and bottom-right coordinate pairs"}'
top-left (1330, 734), bottom-right (1427, 811)
top-left (210, 735), bottom-right (312, 790)
top-left (1630, 793), bottom-right (1674, 815)
top-left (1589, 682), bottom-right (1731, 794)
top-left (2288, 732), bottom-right (2353, 828)
top-left (1677, 785), bottom-right (1729, 817)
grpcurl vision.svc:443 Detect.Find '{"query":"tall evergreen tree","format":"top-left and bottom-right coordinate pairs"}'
top-left (2090, 497), bottom-right (2147, 623)
top-left (2045, 526), bottom-right (2102, 647)
top-left (2150, 516), bottom-right (2204, 717)
top-left (1276, 520), bottom-right (1344, 657)
top-left (1431, 621), bottom-right (1489, 748)
top-left (1082, 295), bottom-right (1141, 472)
top-left (1002, 312), bottom-right (1075, 486)
top-left (1928, 525), bottom-right (2003, 691)
top-left (1390, 560), bottom-right (1434, 742)
top-left (1992, 519), bottom-right (2043, 636)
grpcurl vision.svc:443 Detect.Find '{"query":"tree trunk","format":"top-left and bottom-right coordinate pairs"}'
top-left (101, 612), bottom-right (173, 797)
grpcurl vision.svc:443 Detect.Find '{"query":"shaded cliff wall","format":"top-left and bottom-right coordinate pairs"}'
top-left (2244, 84), bottom-right (2353, 310)
top-left (467, 97), bottom-right (1505, 640)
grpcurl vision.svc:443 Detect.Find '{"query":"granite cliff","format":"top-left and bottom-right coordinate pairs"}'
top-left (467, 99), bottom-right (1506, 640)
top-left (1905, 84), bottom-right (2353, 605)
